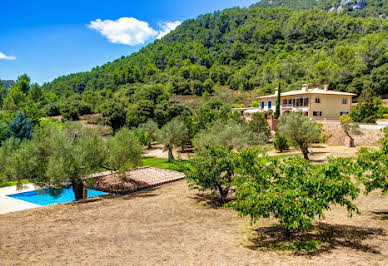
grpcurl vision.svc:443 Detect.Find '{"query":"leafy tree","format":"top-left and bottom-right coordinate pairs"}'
top-left (194, 119), bottom-right (266, 151)
top-left (157, 117), bottom-right (188, 162)
top-left (351, 88), bottom-right (381, 123)
top-left (138, 119), bottom-right (159, 149)
top-left (8, 112), bottom-right (32, 140)
top-left (230, 149), bottom-right (360, 233)
top-left (180, 145), bottom-right (236, 202)
top-left (248, 112), bottom-right (270, 138)
top-left (106, 128), bottom-right (143, 176)
top-left (61, 106), bottom-right (80, 121)
top-left (133, 128), bottom-right (151, 147)
top-left (100, 101), bottom-right (127, 135)
top-left (0, 120), bottom-right (10, 145)
top-left (44, 102), bottom-right (62, 117)
top-left (278, 112), bottom-right (321, 160)
top-left (354, 132), bottom-right (388, 193)
top-left (340, 114), bottom-right (362, 147)
top-left (0, 124), bottom-right (142, 200)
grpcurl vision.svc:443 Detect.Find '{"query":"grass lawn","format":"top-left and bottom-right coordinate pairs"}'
top-left (142, 157), bottom-right (179, 170)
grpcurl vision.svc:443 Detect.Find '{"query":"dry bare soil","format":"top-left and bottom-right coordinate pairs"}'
top-left (0, 180), bottom-right (387, 265)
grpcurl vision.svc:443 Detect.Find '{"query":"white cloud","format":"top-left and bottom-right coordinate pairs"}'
top-left (0, 52), bottom-right (16, 60)
top-left (157, 21), bottom-right (181, 39)
top-left (88, 17), bottom-right (182, 46)
top-left (88, 17), bottom-right (158, 46)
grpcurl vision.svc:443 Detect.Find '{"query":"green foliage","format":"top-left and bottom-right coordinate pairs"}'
top-left (354, 135), bottom-right (388, 193)
top-left (278, 112), bottom-right (321, 160)
top-left (275, 82), bottom-right (281, 119)
top-left (138, 119), bottom-right (159, 148)
top-left (194, 119), bottom-right (266, 151)
top-left (40, 7), bottom-right (387, 103)
top-left (100, 101), bottom-right (127, 134)
top-left (157, 117), bottom-right (189, 162)
top-left (229, 148), bottom-right (360, 231)
top-left (0, 123), bottom-right (143, 200)
top-left (273, 135), bottom-right (289, 152)
top-left (248, 112), bottom-right (271, 138)
top-left (251, 101), bottom-right (260, 108)
top-left (340, 114), bottom-right (362, 147)
top-left (134, 128), bottom-right (151, 147)
top-left (254, 0), bottom-right (388, 18)
top-left (44, 102), bottom-right (61, 117)
top-left (61, 106), bottom-right (80, 121)
top-left (106, 127), bottom-right (143, 176)
top-left (0, 120), bottom-right (10, 145)
top-left (351, 88), bottom-right (382, 123)
top-left (8, 112), bottom-right (32, 140)
top-left (180, 145), bottom-right (236, 202)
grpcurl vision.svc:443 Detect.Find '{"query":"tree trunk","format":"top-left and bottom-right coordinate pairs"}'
top-left (168, 146), bottom-right (174, 163)
top-left (217, 185), bottom-right (229, 203)
top-left (72, 181), bottom-right (85, 201)
top-left (148, 142), bottom-right (152, 149)
top-left (349, 137), bottom-right (355, 148)
top-left (302, 148), bottom-right (309, 160)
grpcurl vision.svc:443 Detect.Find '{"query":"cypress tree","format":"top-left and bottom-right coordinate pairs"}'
top-left (275, 81), bottom-right (281, 119)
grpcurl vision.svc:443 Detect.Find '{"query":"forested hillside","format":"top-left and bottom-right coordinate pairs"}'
top-left (0, 6), bottom-right (387, 131)
top-left (43, 7), bottom-right (387, 101)
top-left (0, 80), bottom-right (15, 89)
top-left (254, 0), bottom-right (388, 18)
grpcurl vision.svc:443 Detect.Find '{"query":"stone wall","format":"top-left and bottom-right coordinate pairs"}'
top-left (319, 120), bottom-right (384, 146)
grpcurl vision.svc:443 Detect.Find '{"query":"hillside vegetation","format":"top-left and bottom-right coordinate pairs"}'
top-left (42, 7), bottom-right (387, 102)
top-left (254, 0), bottom-right (388, 18)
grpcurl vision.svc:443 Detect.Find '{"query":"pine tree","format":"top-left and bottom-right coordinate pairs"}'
top-left (8, 112), bottom-right (32, 140)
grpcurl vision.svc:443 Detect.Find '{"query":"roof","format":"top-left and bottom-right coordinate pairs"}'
top-left (244, 108), bottom-right (261, 114)
top-left (257, 88), bottom-right (357, 99)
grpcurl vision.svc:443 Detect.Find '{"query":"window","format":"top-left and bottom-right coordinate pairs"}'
top-left (313, 111), bottom-right (322, 117)
top-left (340, 111), bottom-right (348, 116)
top-left (315, 97), bottom-right (321, 104)
top-left (261, 101), bottom-right (265, 109)
top-left (268, 101), bottom-right (272, 109)
top-left (282, 99), bottom-right (288, 105)
top-left (342, 98), bottom-right (348, 105)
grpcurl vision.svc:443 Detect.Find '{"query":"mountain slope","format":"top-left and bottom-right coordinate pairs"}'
top-left (254, 0), bottom-right (388, 18)
top-left (43, 6), bottom-right (387, 100)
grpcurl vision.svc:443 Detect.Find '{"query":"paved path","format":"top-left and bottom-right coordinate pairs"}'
top-left (0, 184), bottom-right (40, 215)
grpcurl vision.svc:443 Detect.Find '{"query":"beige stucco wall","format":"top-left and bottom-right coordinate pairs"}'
top-left (258, 93), bottom-right (353, 119)
top-left (310, 94), bottom-right (353, 119)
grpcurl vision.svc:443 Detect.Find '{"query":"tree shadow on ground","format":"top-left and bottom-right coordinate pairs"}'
top-left (245, 222), bottom-right (385, 256)
top-left (372, 211), bottom-right (388, 221)
top-left (189, 193), bottom-right (233, 209)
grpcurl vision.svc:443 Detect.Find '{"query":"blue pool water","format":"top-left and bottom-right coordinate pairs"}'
top-left (7, 187), bottom-right (107, 206)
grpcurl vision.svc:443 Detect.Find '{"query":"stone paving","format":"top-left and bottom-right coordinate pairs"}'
top-left (0, 184), bottom-right (40, 215)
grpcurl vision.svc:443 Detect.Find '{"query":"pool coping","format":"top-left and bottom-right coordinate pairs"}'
top-left (0, 184), bottom-right (41, 215)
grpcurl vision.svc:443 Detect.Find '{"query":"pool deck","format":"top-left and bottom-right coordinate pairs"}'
top-left (0, 184), bottom-right (41, 215)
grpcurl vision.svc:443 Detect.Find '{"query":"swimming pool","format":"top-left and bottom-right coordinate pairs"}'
top-left (7, 187), bottom-right (107, 206)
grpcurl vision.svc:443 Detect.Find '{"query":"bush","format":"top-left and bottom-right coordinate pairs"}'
top-left (44, 102), bottom-right (61, 117)
top-left (61, 106), bottom-right (80, 121)
top-left (273, 136), bottom-right (289, 152)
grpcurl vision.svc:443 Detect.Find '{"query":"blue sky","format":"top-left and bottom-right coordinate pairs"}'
top-left (0, 0), bottom-right (258, 84)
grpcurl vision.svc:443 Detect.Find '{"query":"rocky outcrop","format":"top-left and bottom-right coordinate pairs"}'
top-left (336, 0), bottom-right (366, 12)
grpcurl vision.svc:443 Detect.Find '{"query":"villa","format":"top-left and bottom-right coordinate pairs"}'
top-left (236, 84), bottom-right (357, 120)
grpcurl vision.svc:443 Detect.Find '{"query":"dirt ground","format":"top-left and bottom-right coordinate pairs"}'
top-left (0, 180), bottom-right (387, 265)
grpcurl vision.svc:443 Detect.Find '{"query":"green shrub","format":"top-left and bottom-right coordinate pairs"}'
top-left (273, 136), bottom-right (289, 152)
top-left (61, 106), bottom-right (80, 121)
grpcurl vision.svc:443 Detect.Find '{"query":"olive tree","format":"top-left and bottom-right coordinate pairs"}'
top-left (0, 123), bottom-right (143, 200)
top-left (340, 114), bottom-right (362, 147)
top-left (230, 148), bottom-right (360, 234)
top-left (193, 119), bottom-right (266, 151)
top-left (278, 112), bottom-right (321, 160)
top-left (100, 101), bottom-right (127, 135)
top-left (157, 117), bottom-right (188, 162)
top-left (138, 119), bottom-right (159, 149)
